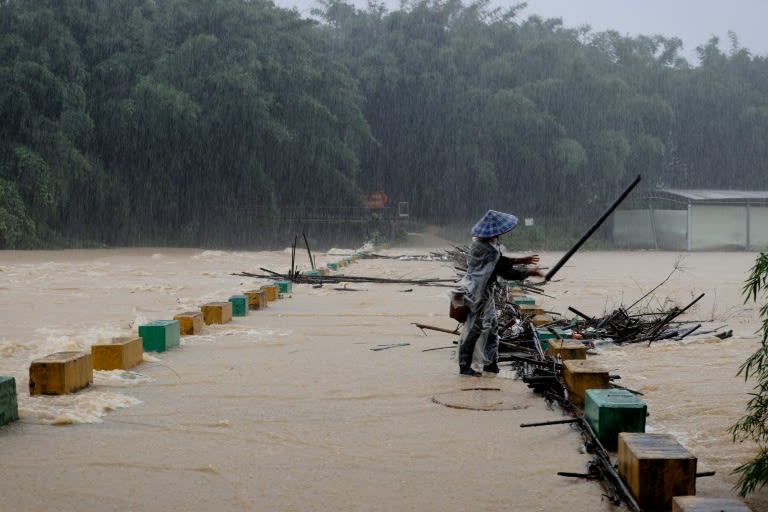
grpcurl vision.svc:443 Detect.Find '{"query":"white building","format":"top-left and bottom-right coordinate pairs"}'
top-left (612, 189), bottom-right (768, 251)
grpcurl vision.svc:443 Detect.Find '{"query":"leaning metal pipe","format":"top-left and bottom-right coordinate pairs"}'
top-left (545, 174), bottom-right (642, 281)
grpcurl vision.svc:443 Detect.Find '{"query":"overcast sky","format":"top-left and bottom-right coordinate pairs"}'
top-left (275, 0), bottom-right (768, 61)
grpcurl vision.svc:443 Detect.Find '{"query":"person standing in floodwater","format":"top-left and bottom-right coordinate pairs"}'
top-left (455, 210), bottom-right (543, 376)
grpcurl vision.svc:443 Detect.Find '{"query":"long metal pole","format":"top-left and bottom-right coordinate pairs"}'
top-left (303, 232), bottom-right (316, 269)
top-left (545, 174), bottom-right (642, 281)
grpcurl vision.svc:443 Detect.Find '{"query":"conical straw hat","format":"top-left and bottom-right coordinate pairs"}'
top-left (470, 210), bottom-right (518, 238)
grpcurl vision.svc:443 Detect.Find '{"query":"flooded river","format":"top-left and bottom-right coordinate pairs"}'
top-left (0, 247), bottom-right (766, 511)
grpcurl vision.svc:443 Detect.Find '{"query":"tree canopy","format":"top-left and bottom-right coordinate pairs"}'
top-left (1, 0), bottom-right (767, 248)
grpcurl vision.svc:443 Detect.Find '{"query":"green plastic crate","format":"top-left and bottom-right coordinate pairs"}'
top-left (585, 388), bottom-right (647, 451)
top-left (512, 296), bottom-right (536, 305)
top-left (0, 376), bottom-right (19, 426)
top-left (229, 295), bottom-right (248, 317)
top-left (536, 328), bottom-right (569, 340)
top-left (275, 280), bottom-right (292, 295)
top-left (138, 320), bottom-right (181, 353)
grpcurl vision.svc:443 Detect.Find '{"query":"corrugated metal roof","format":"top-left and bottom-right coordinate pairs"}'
top-left (658, 189), bottom-right (768, 201)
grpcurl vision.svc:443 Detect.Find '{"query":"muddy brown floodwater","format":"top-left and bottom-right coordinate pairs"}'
top-left (1, 247), bottom-right (767, 511)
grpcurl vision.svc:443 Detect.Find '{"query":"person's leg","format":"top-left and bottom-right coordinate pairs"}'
top-left (482, 308), bottom-right (500, 373)
top-left (458, 312), bottom-right (483, 376)
top-left (482, 340), bottom-right (500, 373)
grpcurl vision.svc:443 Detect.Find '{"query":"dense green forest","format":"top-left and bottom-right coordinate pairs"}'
top-left (1, 0), bottom-right (767, 249)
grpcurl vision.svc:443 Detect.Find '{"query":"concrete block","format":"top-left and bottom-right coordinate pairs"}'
top-left (546, 340), bottom-right (587, 360)
top-left (92, 336), bottom-right (143, 370)
top-left (619, 433), bottom-right (697, 511)
top-left (229, 295), bottom-right (248, 317)
top-left (260, 284), bottom-right (278, 302)
top-left (201, 302), bottom-right (233, 325)
top-left (672, 496), bottom-right (751, 512)
top-left (532, 314), bottom-right (554, 326)
top-left (173, 311), bottom-right (205, 335)
top-left (562, 359), bottom-right (610, 405)
top-left (518, 304), bottom-right (544, 317)
top-left (0, 376), bottom-right (19, 426)
top-left (138, 320), bottom-right (181, 352)
top-left (244, 290), bottom-right (268, 310)
top-left (29, 351), bottom-right (93, 395)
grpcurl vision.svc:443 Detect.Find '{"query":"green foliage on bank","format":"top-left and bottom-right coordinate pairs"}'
top-left (1, 0), bottom-right (768, 248)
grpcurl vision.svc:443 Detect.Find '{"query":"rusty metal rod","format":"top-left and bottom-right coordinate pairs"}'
top-left (520, 418), bottom-right (579, 428)
top-left (412, 323), bottom-right (460, 335)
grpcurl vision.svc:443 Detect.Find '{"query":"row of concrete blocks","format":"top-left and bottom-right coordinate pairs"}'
top-left (580, 379), bottom-right (748, 511)
top-left (2, 259), bottom-right (361, 422)
top-left (0, 283), bottom-right (290, 427)
top-left (510, 289), bottom-right (750, 512)
top-left (560, 353), bottom-right (705, 511)
top-left (325, 254), bottom-right (360, 272)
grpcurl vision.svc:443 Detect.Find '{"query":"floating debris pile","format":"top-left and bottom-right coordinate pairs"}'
top-left (234, 269), bottom-right (456, 288)
top-left (233, 233), bottom-right (457, 287)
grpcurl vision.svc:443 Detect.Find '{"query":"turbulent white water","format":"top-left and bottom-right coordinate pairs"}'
top-left (0, 247), bottom-right (766, 511)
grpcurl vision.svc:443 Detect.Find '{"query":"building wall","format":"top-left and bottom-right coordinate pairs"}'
top-left (614, 206), bottom-right (768, 250)
top-left (613, 210), bottom-right (686, 250)
top-left (612, 210), bottom-right (654, 248)
top-left (689, 205), bottom-right (747, 250)
top-left (749, 206), bottom-right (768, 250)
top-left (653, 210), bottom-right (687, 250)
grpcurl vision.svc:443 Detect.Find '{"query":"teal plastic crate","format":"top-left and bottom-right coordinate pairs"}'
top-left (536, 328), bottom-right (569, 340)
top-left (0, 376), bottom-right (19, 426)
top-left (275, 280), bottom-right (292, 294)
top-left (512, 296), bottom-right (536, 305)
top-left (229, 295), bottom-right (248, 317)
top-left (138, 320), bottom-right (180, 352)
top-left (585, 388), bottom-right (647, 451)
